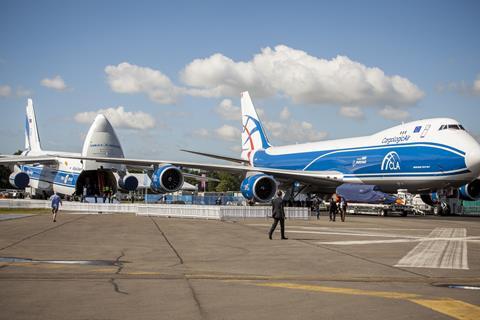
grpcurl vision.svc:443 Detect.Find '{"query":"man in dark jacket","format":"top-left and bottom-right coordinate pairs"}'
top-left (329, 196), bottom-right (337, 221)
top-left (269, 191), bottom-right (288, 240)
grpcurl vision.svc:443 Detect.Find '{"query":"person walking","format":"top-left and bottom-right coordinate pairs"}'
top-left (81, 185), bottom-right (87, 203)
top-left (50, 192), bottom-right (62, 222)
top-left (340, 197), bottom-right (347, 222)
top-left (102, 185), bottom-right (108, 203)
top-left (329, 196), bottom-right (337, 222)
top-left (313, 196), bottom-right (321, 220)
top-left (269, 191), bottom-right (288, 240)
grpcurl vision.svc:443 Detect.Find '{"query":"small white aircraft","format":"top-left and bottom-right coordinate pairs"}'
top-left (65, 92), bottom-right (480, 208)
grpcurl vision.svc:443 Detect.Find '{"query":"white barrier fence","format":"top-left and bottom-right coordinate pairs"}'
top-left (0, 199), bottom-right (309, 220)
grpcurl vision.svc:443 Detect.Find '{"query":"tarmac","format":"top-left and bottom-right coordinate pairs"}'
top-left (0, 211), bottom-right (479, 320)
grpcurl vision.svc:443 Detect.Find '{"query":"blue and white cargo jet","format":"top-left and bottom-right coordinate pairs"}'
top-left (0, 100), bottom-right (194, 198)
top-left (71, 92), bottom-right (480, 206)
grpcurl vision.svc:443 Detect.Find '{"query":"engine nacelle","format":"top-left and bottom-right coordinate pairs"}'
top-left (459, 179), bottom-right (480, 201)
top-left (240, 174), bottom-right (277, 203)
top-left (150, 165), bottom-right (184, 193)
top-left (9, 172), bottom-right (30, 189)
top-left (117, 174), bottom-right (139, 191)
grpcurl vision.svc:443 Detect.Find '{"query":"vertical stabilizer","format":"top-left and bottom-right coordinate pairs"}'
top-left (25, 99), bottom-right (42, 152)
top-left (241, 91), bottom-right (271, 162)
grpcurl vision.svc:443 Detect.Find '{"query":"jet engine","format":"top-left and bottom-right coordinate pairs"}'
top-left (240, 174), bottom-right (277, 203)
top-left (9, 172), bottom-right (30, 189)
top-left (150, 165), bottom-right (184, 193)
top-left (117, 174), bottom-right (139, 191)
top-left (459, 179), bottom-right (480, 201)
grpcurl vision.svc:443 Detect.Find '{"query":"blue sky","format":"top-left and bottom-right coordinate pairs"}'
top-left (1, 0), bottom-right (479, 160)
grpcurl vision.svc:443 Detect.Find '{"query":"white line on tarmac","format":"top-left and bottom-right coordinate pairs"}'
top-left (299, 227), bottom-right (432, 231)
top-left (316, 239), bottom-right (419, 245)
top-left (315, 237), bottom-right (480, 245)
top-left (285, 230), bottom-right (422, 239)
top-left (395, 228), bottom-right (469, 270)
top-left (247, 224), bottom-right (430, 231)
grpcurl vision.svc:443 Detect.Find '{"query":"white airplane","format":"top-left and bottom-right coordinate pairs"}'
top-left (0, 99), bottom-right (207, 199)
top-left (67, 92), bottom-right (480, 209)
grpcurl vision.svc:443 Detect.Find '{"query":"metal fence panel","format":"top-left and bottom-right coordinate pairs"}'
top-left (0, 199), bottom-right (309, 220)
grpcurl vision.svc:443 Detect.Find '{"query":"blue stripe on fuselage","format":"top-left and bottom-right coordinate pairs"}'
top-left (252, 142), bottom-right (467, 175)
top-left (20, 165), bottom-right (79, 188)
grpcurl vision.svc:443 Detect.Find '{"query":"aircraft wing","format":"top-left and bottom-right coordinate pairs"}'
top-left (0, 155), bottom-right (59, 165)
top-left (183, 172), bottom-right (220, 182)
top-left (70, 155), bottom-right (343, 186)
top-left (180, 149), bottom-right (248, 164)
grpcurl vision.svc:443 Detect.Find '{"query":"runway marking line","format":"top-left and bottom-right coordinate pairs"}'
top-left (240, 281), bottom-right (480, 320)
top-left (410, 298), bottom-right (480, 320)
top-left (253, 282), bottom-right (420, 299)
top-left (396, 228), bottom-right (469, 270)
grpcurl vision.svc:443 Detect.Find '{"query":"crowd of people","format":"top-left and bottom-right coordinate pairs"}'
top-left (268, 192), bottom-right (348, 240)
top-left (79, 184), bottom-right (116, 203)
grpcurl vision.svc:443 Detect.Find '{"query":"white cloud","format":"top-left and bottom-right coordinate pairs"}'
top-left (0, 85), bottom-right (12, 97)
top-left (181, 45), bottom-right (423, 107)
top-left (41, 75), bottom-right (67, 91)
top-left (192, 128), bottom-right (210, 138)
top-left (215, 99), bottom-right (240, 121)
top-left (181, 53), bottom-right (275, 99)
top-left (74, 106), bottom-right (155, 130)
top-left (192, 125), bottom-right (241, 142)
top-left (437, 73), bottom-right (480, 96)
top-left (279, 106), bottom-right (291, 120)
top-left (215, 124), bottom-right (241, 141)
top-left (473, 74), bottom-right (480, 95)
top-left (229, 145), bottom-right (242, 153)
top-left (264, 119), bottom-right (327, 144)
top-left (107, 45), bottom-right (423, 110)
top-left (256, 107), bottom-right (265, 118)
top-left (16, 87), bottom-right (32, 97)
top-left (339, 106), bottom-right (364, 119)
top-left (378, 105), bottom-right (410, 121)
top-left (105, 62), bottom-right (180, 104)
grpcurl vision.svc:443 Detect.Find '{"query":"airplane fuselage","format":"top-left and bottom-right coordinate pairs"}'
top-left (249, 118), bottom-right (480, 193)
top-left (17, 150), bottom-right (83, 195)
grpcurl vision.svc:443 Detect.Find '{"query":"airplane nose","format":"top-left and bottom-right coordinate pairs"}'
top-left (466, 142), bottom-right (480, 176)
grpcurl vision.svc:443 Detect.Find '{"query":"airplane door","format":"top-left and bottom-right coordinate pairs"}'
top-left (420, 124), bottom-right (431, 138)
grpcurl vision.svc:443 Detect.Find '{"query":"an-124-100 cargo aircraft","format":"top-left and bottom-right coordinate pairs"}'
top-left (51, 91), bottom-right (480, 210)
top-left (0, 99), bottom-right (205, 199)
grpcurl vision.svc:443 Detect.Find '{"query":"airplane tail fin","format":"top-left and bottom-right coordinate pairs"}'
top-left (25, 99), bottom-right (42, 152)
top-left (241, 91), bottom-right (271, 162)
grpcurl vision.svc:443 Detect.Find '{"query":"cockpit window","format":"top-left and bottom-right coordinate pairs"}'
top-left (439, 124), bottom-right (465, 131)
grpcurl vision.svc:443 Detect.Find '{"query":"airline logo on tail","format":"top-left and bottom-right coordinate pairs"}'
top-left (240, 92), bottom-right (271, 163)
